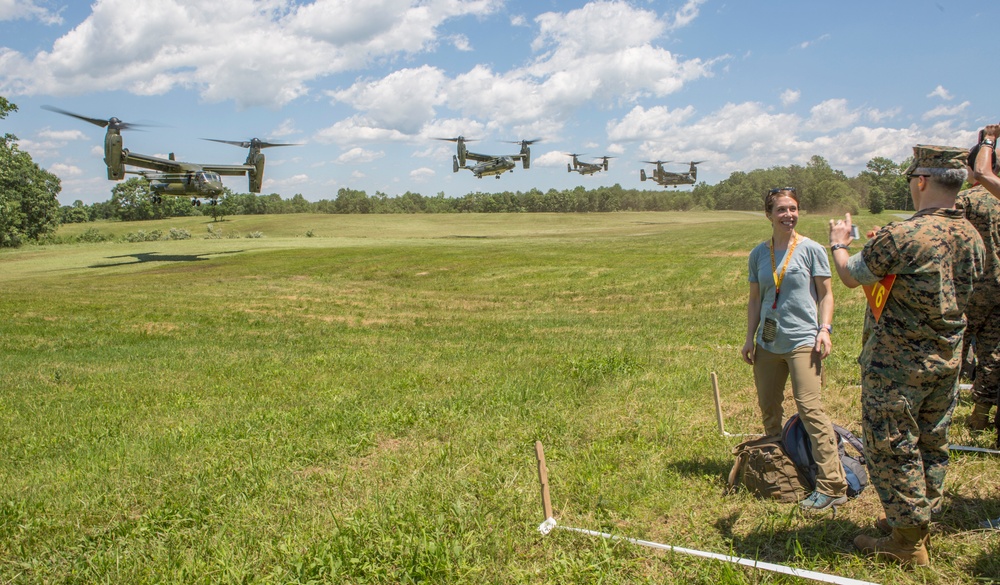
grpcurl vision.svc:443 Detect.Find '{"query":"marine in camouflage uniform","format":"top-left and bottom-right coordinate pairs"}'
top-left (829, 145), bottom-right (985, 565)
top-left (955, 183), bottom-right (1000, 426)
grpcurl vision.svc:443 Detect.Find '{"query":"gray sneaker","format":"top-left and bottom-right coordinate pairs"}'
top-left (800, 490), bottom-right (848, 515)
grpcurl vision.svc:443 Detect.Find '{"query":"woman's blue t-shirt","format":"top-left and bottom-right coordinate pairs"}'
top-left (748, 236), bottom-right (831, 354)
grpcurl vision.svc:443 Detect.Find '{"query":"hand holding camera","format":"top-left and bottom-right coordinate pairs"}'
top-left (828, 213), bottom-right (856, 251)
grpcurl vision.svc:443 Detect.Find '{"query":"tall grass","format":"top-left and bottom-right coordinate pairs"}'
top-left (0, 211), bottom-right (997, 583)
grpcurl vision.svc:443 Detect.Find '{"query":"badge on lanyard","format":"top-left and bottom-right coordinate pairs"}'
top-left (762, 234), bottom-right (799, 343)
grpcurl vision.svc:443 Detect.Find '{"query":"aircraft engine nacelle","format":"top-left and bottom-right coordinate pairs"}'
top-left (105, 134), bottom-right (124, 180)
top-left (521, 146), bottom-right (531, 170)
top-left (567, 163), bottom-right (572, 173)
top-left (603, 159), bottom-right (609, 171)
top-left (457, 141), bottom-right (467, 167)
top-left (640, 169), bottom-right (647, 181)
top-left (249, 152), bottom-right (265, 193)
top-left (453, 155), bottom-right (460, 173)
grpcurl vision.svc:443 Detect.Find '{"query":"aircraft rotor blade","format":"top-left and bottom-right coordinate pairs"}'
top-left (504, 138), bottom-right (542, 146)
top-left (642, 160), bottom-right (669, 165)
top-left (203, 138), bottom-right (299, 149)
top-left (41, 105), bottom-right (149, 131)
top-left (433, 136), bottom-right (478, 143)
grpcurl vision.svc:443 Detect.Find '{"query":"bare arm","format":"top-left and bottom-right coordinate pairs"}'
top-left (742, 282), bottom-right (761, 365)
top-left (813, 275), bottom-right (833, 359)
top-left (974, 124), bottom-right (1000, 199)
top-left (829, 213), bottom-right (862, 288)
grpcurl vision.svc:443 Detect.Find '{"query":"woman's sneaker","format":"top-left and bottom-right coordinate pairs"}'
top-left (800, 491), bottom-right (847, 515)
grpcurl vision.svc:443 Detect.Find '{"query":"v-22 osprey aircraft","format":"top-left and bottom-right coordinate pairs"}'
top-left (436, 136), bottom-right (539, 179)
top-left (640, 160), bottom-right (703, 188)
top-left (566, 153), bottom-right (613, 175)
top-left (43, 105), bottom-right (295, 205)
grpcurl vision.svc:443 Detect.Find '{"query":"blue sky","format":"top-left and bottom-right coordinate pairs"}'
top-left (1, 0), bottom-right (996, 205)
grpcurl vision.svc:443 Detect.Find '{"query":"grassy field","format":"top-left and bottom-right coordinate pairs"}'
top-left (2, 211), bottom-right (998, 584)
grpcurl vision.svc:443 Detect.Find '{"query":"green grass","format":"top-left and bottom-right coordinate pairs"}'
top-left (1, 211), bottom-right (998, 583)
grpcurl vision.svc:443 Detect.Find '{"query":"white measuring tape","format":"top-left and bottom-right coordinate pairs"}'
top-left (539, 517), bottom-right (881, 585)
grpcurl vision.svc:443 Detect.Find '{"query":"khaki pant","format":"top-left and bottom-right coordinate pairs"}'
top-left (754, 345), bottom-right (847, 498)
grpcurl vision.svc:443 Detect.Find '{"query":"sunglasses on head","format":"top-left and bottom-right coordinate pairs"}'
top-left (768, 187), bottom-right (796, 195)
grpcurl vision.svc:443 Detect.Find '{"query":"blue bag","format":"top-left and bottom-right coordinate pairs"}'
top-left (781, 414), bottom-right (868, 498)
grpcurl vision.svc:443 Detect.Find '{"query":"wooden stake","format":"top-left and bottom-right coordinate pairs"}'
top-left (711, 372), bottom-right (725, 436)
top-left (534, 440), bottom-right (553, 520)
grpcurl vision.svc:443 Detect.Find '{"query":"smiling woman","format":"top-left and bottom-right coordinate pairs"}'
top-left (741, 186), bottom-right (849, 514)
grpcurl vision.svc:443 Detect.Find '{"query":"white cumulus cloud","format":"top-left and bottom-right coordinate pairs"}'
top-left (927, 85), bottom-right (952, 100)
top-left (409, 167), bottom-right (435, 181)
top-left (49, 162), bottom-right (83, 176)
top-left (336, 146), bottom-right (384, 164)
top-left (923, 101), bottom-right (969, 120)
top-left (0, 0), bottom-right (63, 24)
top-left (0, 0), bottom-right (502, 108)
top-left (780, 89), bottom-right (800, 106)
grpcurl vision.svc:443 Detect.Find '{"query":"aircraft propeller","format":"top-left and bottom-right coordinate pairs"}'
top-left (41, 105), bottom-right (151, 132)
top-left (504, 138), bottom-right (542, 147)
top-left (433, 136), bottom-right (478, 143)
top-left (203, 138), bottom-right (299, 149)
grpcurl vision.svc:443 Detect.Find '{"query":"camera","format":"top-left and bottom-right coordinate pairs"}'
top-left (850, 225), bottom-right (860, 240)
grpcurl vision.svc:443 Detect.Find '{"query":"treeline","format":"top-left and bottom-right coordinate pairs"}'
top-left (59, 153), bottom-right (915, 225)
top-left (691, 155), bottom-right (912, 214)
top-left (59, 180), bottom-right (702, 224)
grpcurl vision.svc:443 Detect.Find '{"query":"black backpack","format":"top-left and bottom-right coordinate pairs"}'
top-left (781, 414), bottom-right (868, 498)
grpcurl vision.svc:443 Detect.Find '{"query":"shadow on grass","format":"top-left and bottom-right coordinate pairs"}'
top-left (970, 540), bottom-right (1000, 582)
top-left (939, 492), bottom-right (1000, 581)
top-left (664, 457), bottom-right (732, 480)
top-left (715, 511), bottom-right (863, 565)
top-left (90, 250), bottom-right (245, 268)
top-left (938, 491), bottom-right (1000, 532)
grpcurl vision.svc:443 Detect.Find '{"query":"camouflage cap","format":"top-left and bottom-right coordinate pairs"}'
top-left (902, 144), bottom-right (970, 175)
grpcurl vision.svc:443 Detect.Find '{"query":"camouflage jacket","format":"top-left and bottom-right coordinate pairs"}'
top-left (956, 185), bottom-right (1000, 292)
top-left (847, 208), bottom-right (986, 386)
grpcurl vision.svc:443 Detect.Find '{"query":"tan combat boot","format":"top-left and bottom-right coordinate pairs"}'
top-left (854, 525), bottom-right (930, 567)
top-left (968, 402), bottom-right (992, 432)
top-left (875, 513), bottom-right (930, 549)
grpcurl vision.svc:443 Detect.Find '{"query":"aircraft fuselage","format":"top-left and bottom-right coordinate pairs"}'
top-left (468, 156), bottom-right (516, 178)
top-left (146, 170), bottom-right (225, 198)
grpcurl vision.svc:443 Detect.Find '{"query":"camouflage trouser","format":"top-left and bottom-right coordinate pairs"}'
top-left (965, 292), bottom-right (1000, 407)
top-left (861, 371), bottom-right (958, 527)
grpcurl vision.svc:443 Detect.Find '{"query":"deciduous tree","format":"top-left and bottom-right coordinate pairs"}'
top-left (0, 97), bottom-right (62, 247)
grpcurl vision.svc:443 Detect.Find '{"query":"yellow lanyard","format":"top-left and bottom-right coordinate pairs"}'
top-left (769, 234), bottom-right (799, 310)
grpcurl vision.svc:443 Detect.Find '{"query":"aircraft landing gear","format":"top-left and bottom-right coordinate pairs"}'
top-left (151, 195), bottom-right (162, 204)
top-left (191, 198), bottom-right (201, 206)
